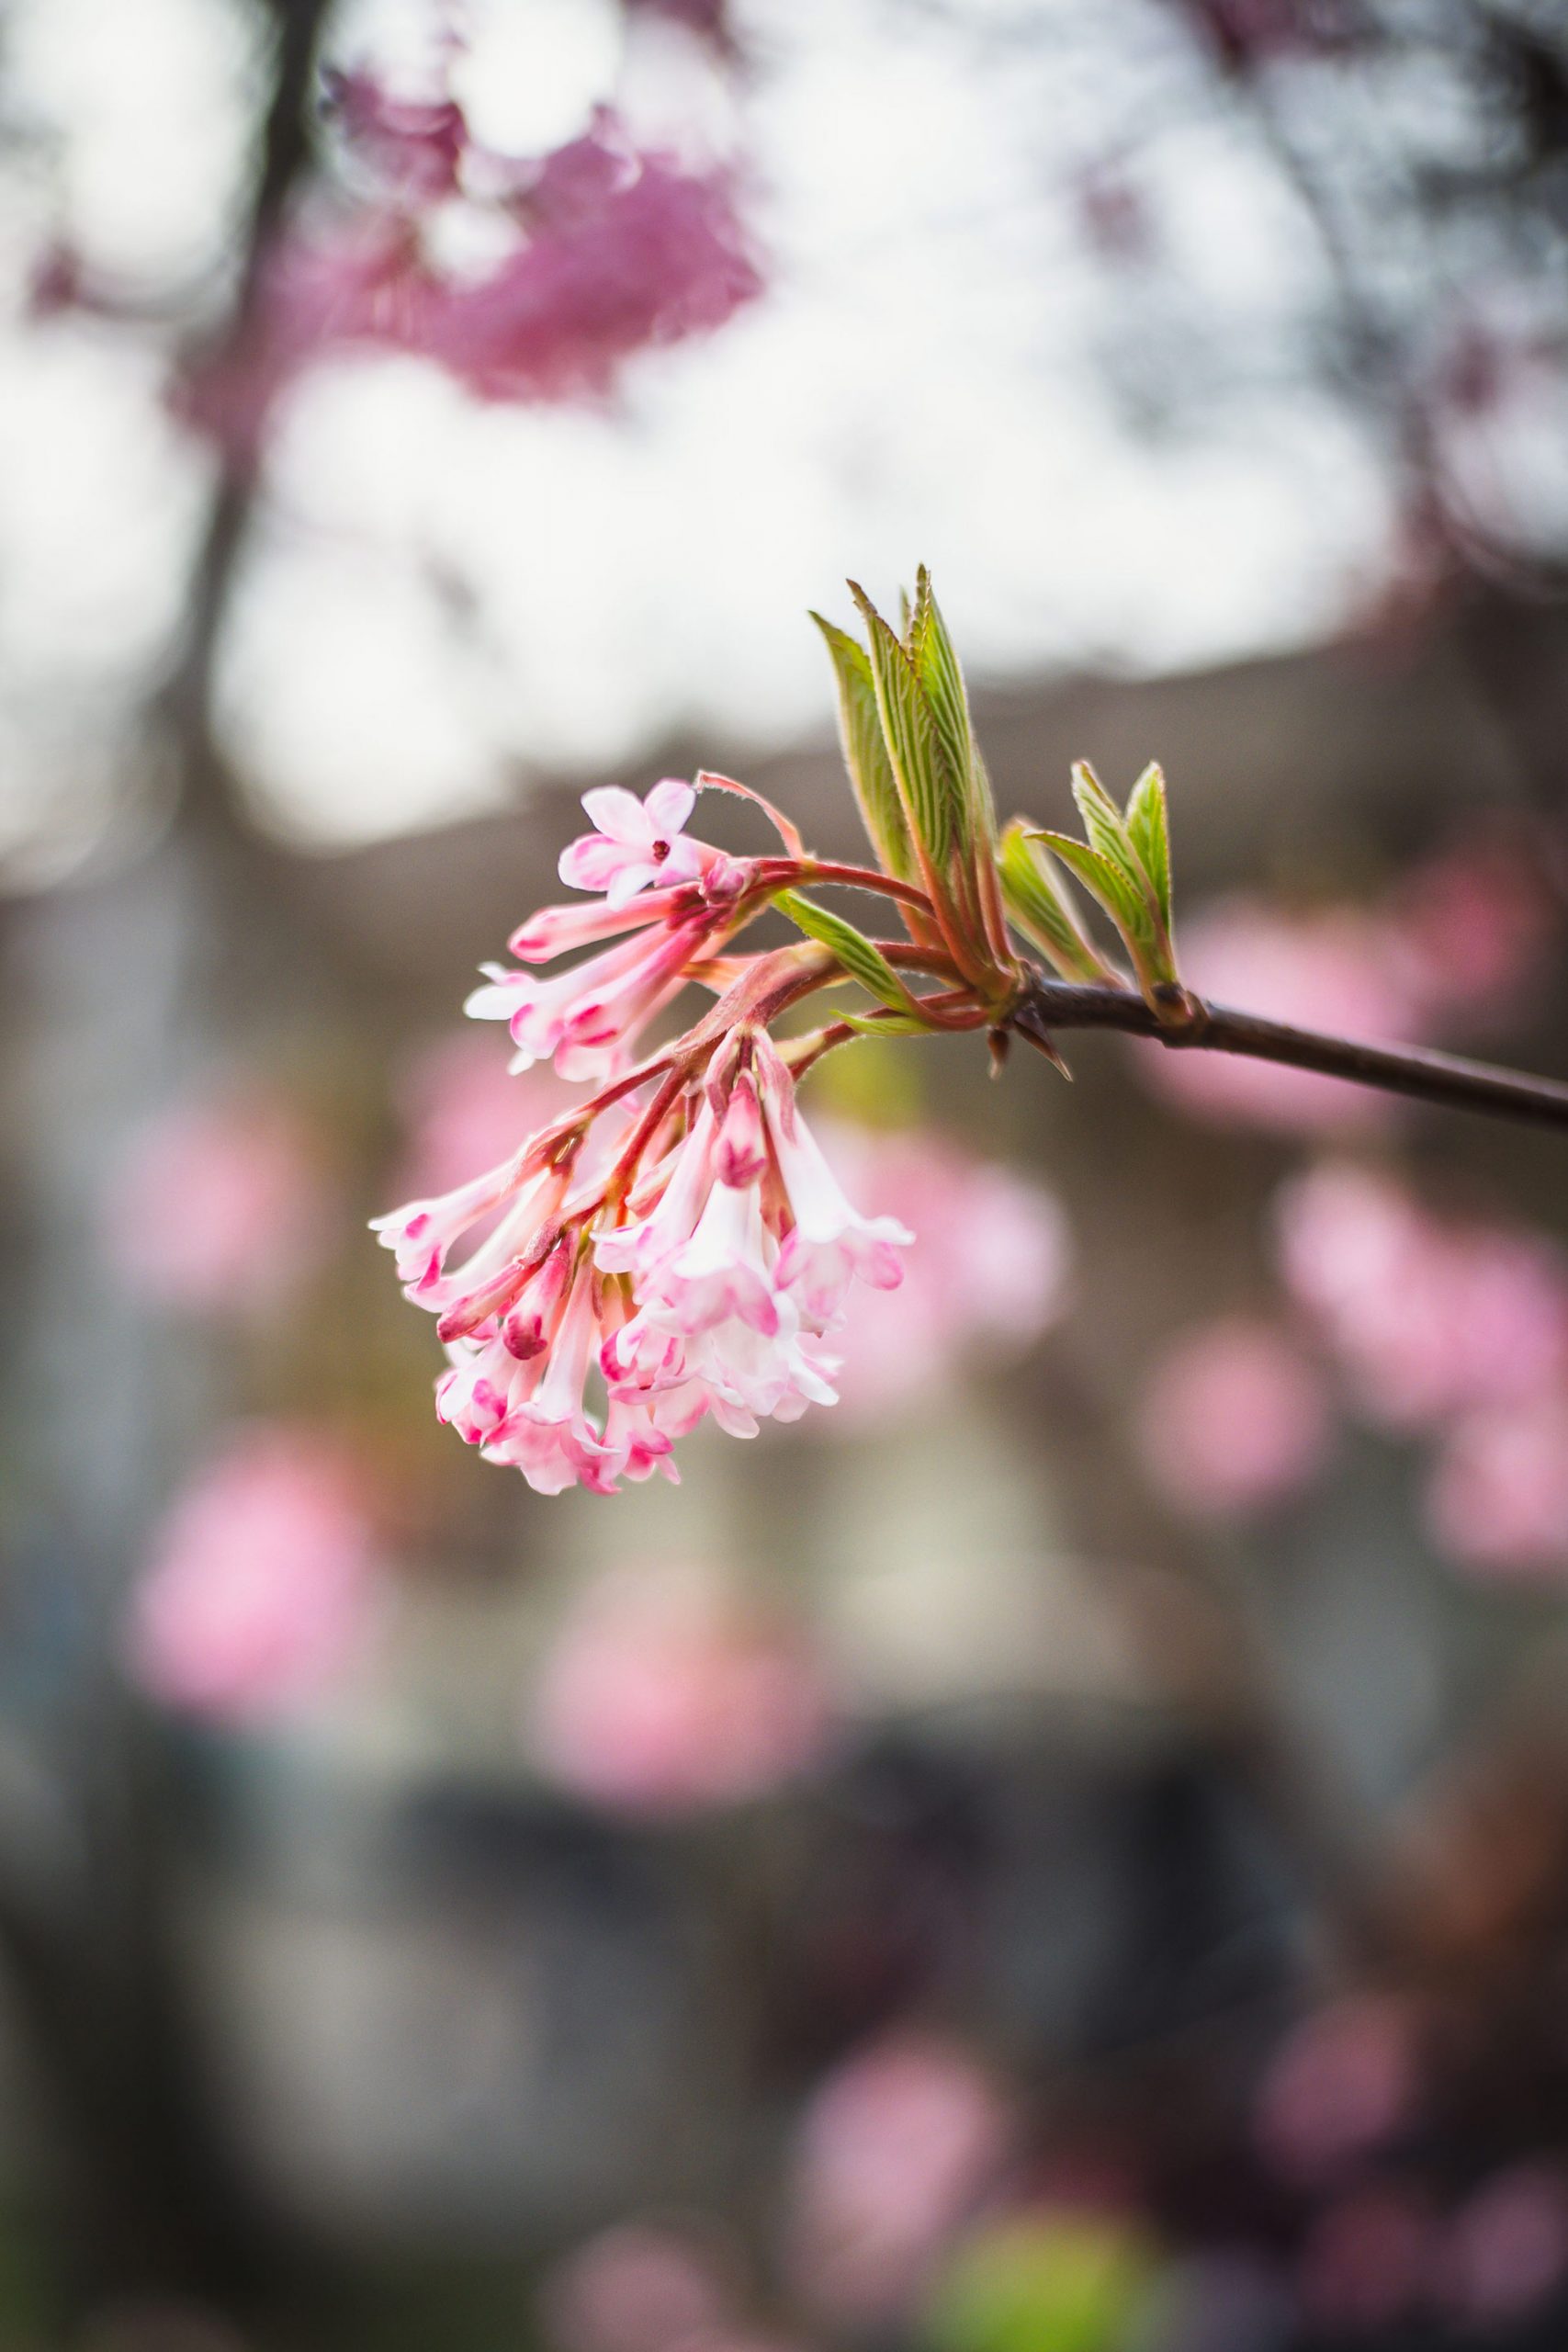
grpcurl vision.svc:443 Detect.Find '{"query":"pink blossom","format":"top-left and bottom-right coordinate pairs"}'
top-left (757, 1049), bottom-right (912, 1325)
top-left (466, 918), bottom-right (707, 1082)
top-left (559, 780), bottom-right (711, 908)
top-left (104, 1095), bottom-right (330, 1315)
top-left (509, 889), bottom-right (692, 966)
top-left (783, 2036), bottom-right (1011, 2324)
top-left (475, 1260), bottom-right (624, 1495)
top-left (1427, 1396), bottom-right (1568, 1577)
top-left (1138, 899), bottom-right (1418, 1135)
top-left (128, 1426), bottom-right (377, 1722)
top-left (590, 1046), bottom-right (897, 1452)
top-left (370, 1148), bottom-right (551, 1302)
top-left (1277, 1163), bottom-right (1568, 1431)
top-left (1134, 1317), bottom-right (1333, 1521)
top-left (1255, 1996), bottom-right (1422, 2181)
top-left (1441, 2164), bottom-right (1568, 2329)
top-left (813, 1126), bottom-right (1068, 1421)
top-left (526, 1566), bottom-right (833, 1813)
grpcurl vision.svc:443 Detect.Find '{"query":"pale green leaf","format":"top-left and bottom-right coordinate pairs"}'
top-left (998, 821), bottom-right (1109, 983)
top-left (1070, 759), bottom-right (1143, 884)
top-left (1123, 762), bottom-right (1172, 933)
top-left (809, 614), bottom-right (918, 882)
top-left (851, 584), bottom-right (953, 865)
top-left (1033, 830), bottom-right (1164, 988)
top-left (774, 888), bottom-right (918, 1013)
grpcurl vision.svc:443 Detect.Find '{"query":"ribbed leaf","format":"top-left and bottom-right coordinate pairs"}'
top-left (1071, 760), bottom-right (1143, 883)
top-left (909, 566), bottom-right (990, 847)
top-left (809, 614), bottom-right (918, 882)
top-left (775, 889), bottom-right (919, 1013)
top-left (851, 585), bottom-right (953, 865)
top-left (998, 821), bottom-right (1109, 983)
top-left (1123, 762), bottom-right (1172, 933)
top-left (837, 1008), bottom-right (933, 1037)
top-left (1033, 831), bottom-right (1163, 987)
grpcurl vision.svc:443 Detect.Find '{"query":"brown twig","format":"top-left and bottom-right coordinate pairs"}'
top-left (1013, 978), bottom-right (1568, 1129)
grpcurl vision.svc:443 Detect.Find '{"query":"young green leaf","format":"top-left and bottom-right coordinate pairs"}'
top-left (850, 584), bottom-right (956, 865)
top-left (836, 1007), bottom-right (934, 1037)
top-left (774, 889), bottom-right (919, 1014)
top-left (998, 821), bottom-right (1111, 983)
top-left (1032, 830), bottom-right (1166, 992)
top-left (909, 566), bottom-right (994, 850)
top-left (809, 614), bottom-right (919, 882)
top-left (1070, 760), bottom-right (1143, 884)
top-left (1123, 762), bottom-right (1172, 934)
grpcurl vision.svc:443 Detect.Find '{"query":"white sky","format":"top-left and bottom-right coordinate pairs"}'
top-left (0, 0), bottom-right (1400, 869)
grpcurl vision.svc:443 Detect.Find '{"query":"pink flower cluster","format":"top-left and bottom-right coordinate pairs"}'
top-left (373, 781), bottom-right (913, 1495)
top-left (128, 1424), bottom-right (378, 1722)
top-left (1278, 1162), bottom-right (1568, 1577)
top-left (190, 85), bottom-right (760, 451)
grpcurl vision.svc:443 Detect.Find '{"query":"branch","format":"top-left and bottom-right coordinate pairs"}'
top-left (1013, 978), bottom-right (1568, 1130)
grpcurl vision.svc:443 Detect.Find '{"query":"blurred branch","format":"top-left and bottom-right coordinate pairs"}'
top-left (1012, 979), bottom-right (1568, 1127)
top-left (161, 0), bottom-right (333, 815)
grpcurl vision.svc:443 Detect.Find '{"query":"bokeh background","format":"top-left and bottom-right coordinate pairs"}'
top-left (6, 2), bottom-right (1568, 2347)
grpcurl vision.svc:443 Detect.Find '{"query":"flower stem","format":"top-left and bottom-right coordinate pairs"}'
top-left (1013, 978), bottom-right (1568, 1129)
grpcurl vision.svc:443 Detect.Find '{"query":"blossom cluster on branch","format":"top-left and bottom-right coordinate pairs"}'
top-left (374, 571), bottom-right (1179, 1494)
top-left (375, 567), bottom-right (1568, 1497)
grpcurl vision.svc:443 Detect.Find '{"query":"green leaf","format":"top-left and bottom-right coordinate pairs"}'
top-left (836, 1008), bottom-right (933, 1036)
top-left (774, 888), bottom-right (919, 1013)
top-left (1070, 759), bottom-right (1143, 884)
top-left (998, 820), bottom-right (1109, 983)
top-left (809, 614), bottom-right (918, 881)
top-left (850, 584), bottom-right (954, 865)
top-left (909, 566), bottom-right (995, 851)
top-left (1033, 830), bottom-right (1165, 989)
top-left (1123, 761), bottom-right (1172, 933)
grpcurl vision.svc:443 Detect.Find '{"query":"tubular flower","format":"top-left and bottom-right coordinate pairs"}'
top-left (376, 580), bottom-right (1078, 1495)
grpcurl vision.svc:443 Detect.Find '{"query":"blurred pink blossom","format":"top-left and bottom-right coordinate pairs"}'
top-left (188, 104), bottom-right (760, 453)
top-left (1134, 1317), bottom-right (1332, 1521)
top-left (394, 1031), bottom-right (573, 1204)
top-left (1440, 2163), bottom-right (1568, 2329)
top-left (1296, 2185), bottom-right (1435, 2335)
top-left (783, 2035), bottom-right (1011, 2324)
top-left (1255, 1996), bottom-right (1422, 2181)
top-left (104, 1095), bottom-right (331, 1316)
top-left (1138, 899), bottom-right (1418, 1135)
top-left (525, 1567), bottom-right (833, 1814)
top-left (816, 1125), bottom-right (1068, 1421)
top-left (542, 2225), bottom-right (734, 2352)
top-left (1384, 835), bottom-right (1558, 1035)
top-left (1427, 1396), bottom-right (1568, 1578)
top-left (1276, 1163), bottom-right (1568, 1432)
top-left (129, 1426), bottom-right (378, 1723)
